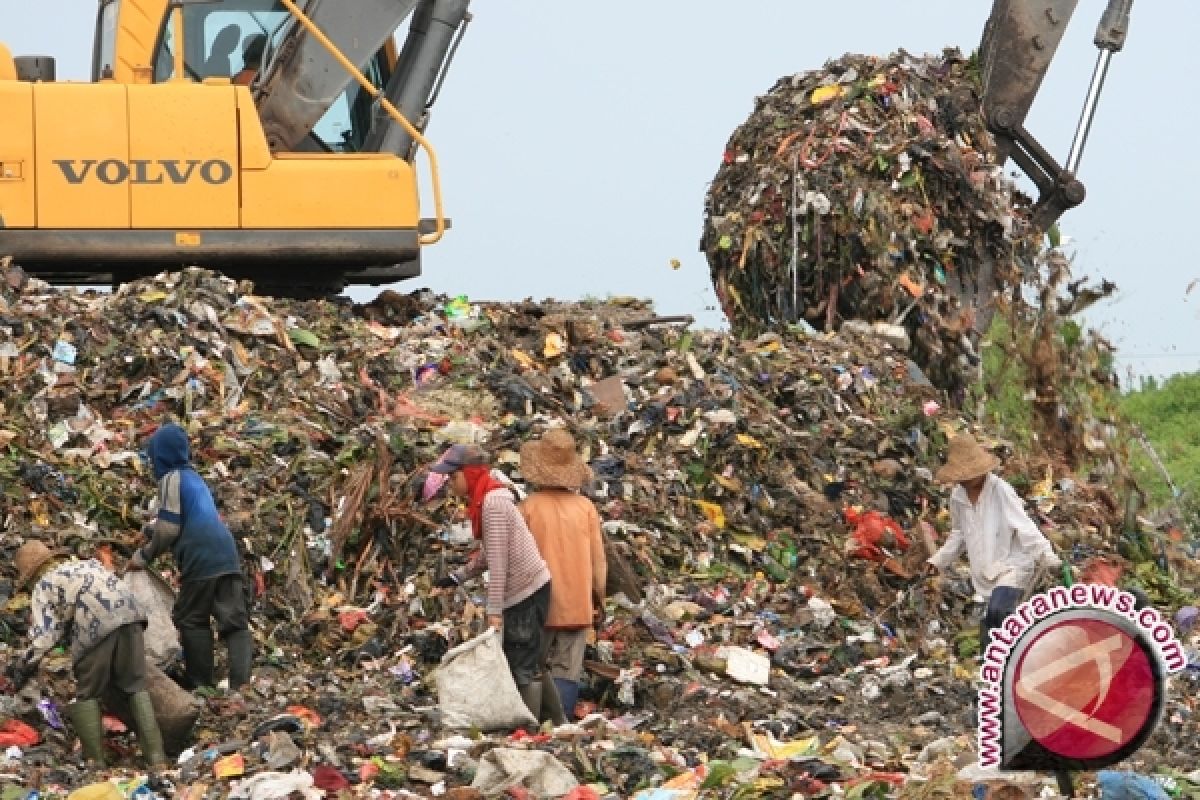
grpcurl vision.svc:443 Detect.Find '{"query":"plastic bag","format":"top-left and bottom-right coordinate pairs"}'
top-left (1097, 771), bottom-right (1170, 800)
top-left (436, 629), bottom-right (536, 731)
top-left (122, 569), bottom-right (182, 669)
top-left (66, 784), bottom-right (123, 800)
top-left (228, 770), bottom-right (322, 800)
top-left (103, 661), bottom-right (202, 756)
top-left (0, 719), bottom-right (39, 747)
top-left (844, 509), bottom-right (910, 562)
top-left (471, 748), bottom-right (578, 798)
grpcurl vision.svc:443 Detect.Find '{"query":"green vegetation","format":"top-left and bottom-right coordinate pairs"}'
top-left (1120, 372), bottom-right (1200, 509)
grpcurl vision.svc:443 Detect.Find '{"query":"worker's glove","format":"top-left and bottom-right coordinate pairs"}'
top-left (433, 575), bottom-right (459, 589)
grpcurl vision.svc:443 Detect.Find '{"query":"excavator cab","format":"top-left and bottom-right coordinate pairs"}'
top-left (0, 0), bottom-right (470, 295)
top-left (138, 0), bottom-right (395, 154)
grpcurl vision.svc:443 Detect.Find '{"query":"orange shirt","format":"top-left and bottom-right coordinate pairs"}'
top-left (519, 490), bottom-right (606, 629)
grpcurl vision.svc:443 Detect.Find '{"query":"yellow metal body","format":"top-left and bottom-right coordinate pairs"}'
top-left (0, 0), bottom-right (441, 288)
top-left (0, 81), bottom-right (419, 230)
top-left (277, 0), bottom-right (445, 244)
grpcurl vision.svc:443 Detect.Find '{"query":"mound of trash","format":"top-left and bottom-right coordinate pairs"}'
top-left (702, 49), bottom-right (1045, 395)
top-left (0, 261), bottom-right (1195, 796)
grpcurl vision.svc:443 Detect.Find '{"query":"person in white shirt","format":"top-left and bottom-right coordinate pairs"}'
top-left (925, 433), bottom-right (1062, 649)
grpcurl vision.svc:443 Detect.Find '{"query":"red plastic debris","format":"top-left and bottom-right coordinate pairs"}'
top-left (338, 610), bottom-right (370, 633)
top-left (102, 714), bottom-right (128, 734)
top-left (0, 720), bottom-right (39, 747)
top-left (843, 508), bottom-right (910, 562)
top-left (563, 788), bottom-right (602, 800)
top-left (1081, 557), bottom-right (1122, 587)
top-left (286, 705), bottom-right (323, 729)
top-left (312, 764), bottom-right (351, 792)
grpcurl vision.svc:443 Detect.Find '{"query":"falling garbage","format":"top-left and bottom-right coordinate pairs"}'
top-left (701, 49), bottom-right (1046, 395)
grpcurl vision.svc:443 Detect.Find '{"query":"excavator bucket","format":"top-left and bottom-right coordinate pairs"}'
top-left (979, 0), bottom-right (1079, 165)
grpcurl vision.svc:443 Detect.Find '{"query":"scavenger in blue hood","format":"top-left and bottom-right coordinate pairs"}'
top-left (129, 422), bottom-right (253, 690)
top-left (147, 423), bottom-right (190, 480)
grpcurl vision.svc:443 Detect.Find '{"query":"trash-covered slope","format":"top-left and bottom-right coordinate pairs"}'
top-left (1, 262), bottom-right (1195, 796)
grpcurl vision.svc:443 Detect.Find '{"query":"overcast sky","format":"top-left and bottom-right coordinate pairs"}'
top-left (5, 1), bottom-right (1196, 381)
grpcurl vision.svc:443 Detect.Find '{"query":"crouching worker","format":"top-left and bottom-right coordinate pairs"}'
top-left (8, 542), bottom-right (166, 768)
top-left (925, 434), bottom-right (1062, 650)
top-left (127, 423), bottom-right (252, 693)
top-left (429, 445), bottom-right (563, 723)
top-left (518, 429), bottom-right (607, 721)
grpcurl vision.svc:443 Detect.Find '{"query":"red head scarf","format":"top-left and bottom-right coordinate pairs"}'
top-left (462, 465), bottom-right (509, 539)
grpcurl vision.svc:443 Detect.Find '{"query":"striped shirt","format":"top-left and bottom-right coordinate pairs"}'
top-left (456, 489), bottom-right (550, 615)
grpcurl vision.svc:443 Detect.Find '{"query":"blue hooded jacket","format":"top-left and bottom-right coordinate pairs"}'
top-left (133, 424), bottom-right (241, 581)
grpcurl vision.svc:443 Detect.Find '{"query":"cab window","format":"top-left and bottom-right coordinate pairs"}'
top-left (154, 0), bottom-right (288, 83)
top-left (312, 51), bottom-right (391, 153)
top-left (151, 0), bottom-right (394, 153)
top-left (92, 0), bottom-right (120, 80)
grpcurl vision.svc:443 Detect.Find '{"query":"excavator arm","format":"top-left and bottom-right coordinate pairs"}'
top-left (252, 0), bottom-right (470, 157)
top-left (979, 0), bottom-right (1134, 231)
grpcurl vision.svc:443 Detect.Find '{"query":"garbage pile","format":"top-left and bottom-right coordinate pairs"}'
top-left (1, 260), bottom-right (1197, 797)
top-left (701, 48), bottom-right (1045, 395)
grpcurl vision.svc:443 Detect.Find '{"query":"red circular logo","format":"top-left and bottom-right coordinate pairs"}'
top-left (1012, 617), bottom-right (1156, 760)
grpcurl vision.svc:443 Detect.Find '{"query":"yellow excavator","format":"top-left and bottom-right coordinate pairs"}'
top-left (0, 1), bottom-right (1128, 299)
top-left (0, 0), bottom-right (470, 295)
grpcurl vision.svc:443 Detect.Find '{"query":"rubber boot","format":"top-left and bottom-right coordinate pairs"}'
top-left (225, 629), bottom-right (253, 690)
top-left (539, 672), bottom-right (567, 726)
top-left (179, 627), bottom-right (216, 689)
top-left (553, 678), bottom-right (580, 721)
top-left (517, 682), bottom-right (541, 723)
top-left (66, 698), bottom-right (106, 767)
top-left (128, 690), bottom-right (168, 768)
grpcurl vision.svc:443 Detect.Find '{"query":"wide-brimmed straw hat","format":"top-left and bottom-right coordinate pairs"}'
top-left (520, 429), bottom-right (591, 489)
top-left (15, 541), bottom-right (61, 589)
top-left (935, 433), bottom-right (1000, 484)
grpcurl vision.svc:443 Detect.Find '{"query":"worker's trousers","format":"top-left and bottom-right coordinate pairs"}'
top-left (172, 573), bottom-right (252, 689)
top-left (980, 586), bottom-right (1024, 652)
top-left (74, 622), bottom-right (148, 701)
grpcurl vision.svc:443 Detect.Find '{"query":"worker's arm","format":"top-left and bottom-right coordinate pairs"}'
top-left (455, 546), bottom-right (488, 585)
top-left (1000, 483), bottom-right (1062, 569)
top-left (589, 506), bottom-right (607, 607)
top-left (479, 495), bottom-right (514, 618)
top-left (130, 472), bottom-right (183, 569)
top-left (927, 503), bottom-right (966, 571)
top-left (24, 574), bottom-right (70, 669)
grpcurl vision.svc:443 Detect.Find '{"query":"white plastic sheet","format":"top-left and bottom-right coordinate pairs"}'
top-left (471, 748), bottom-right (578, 798)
